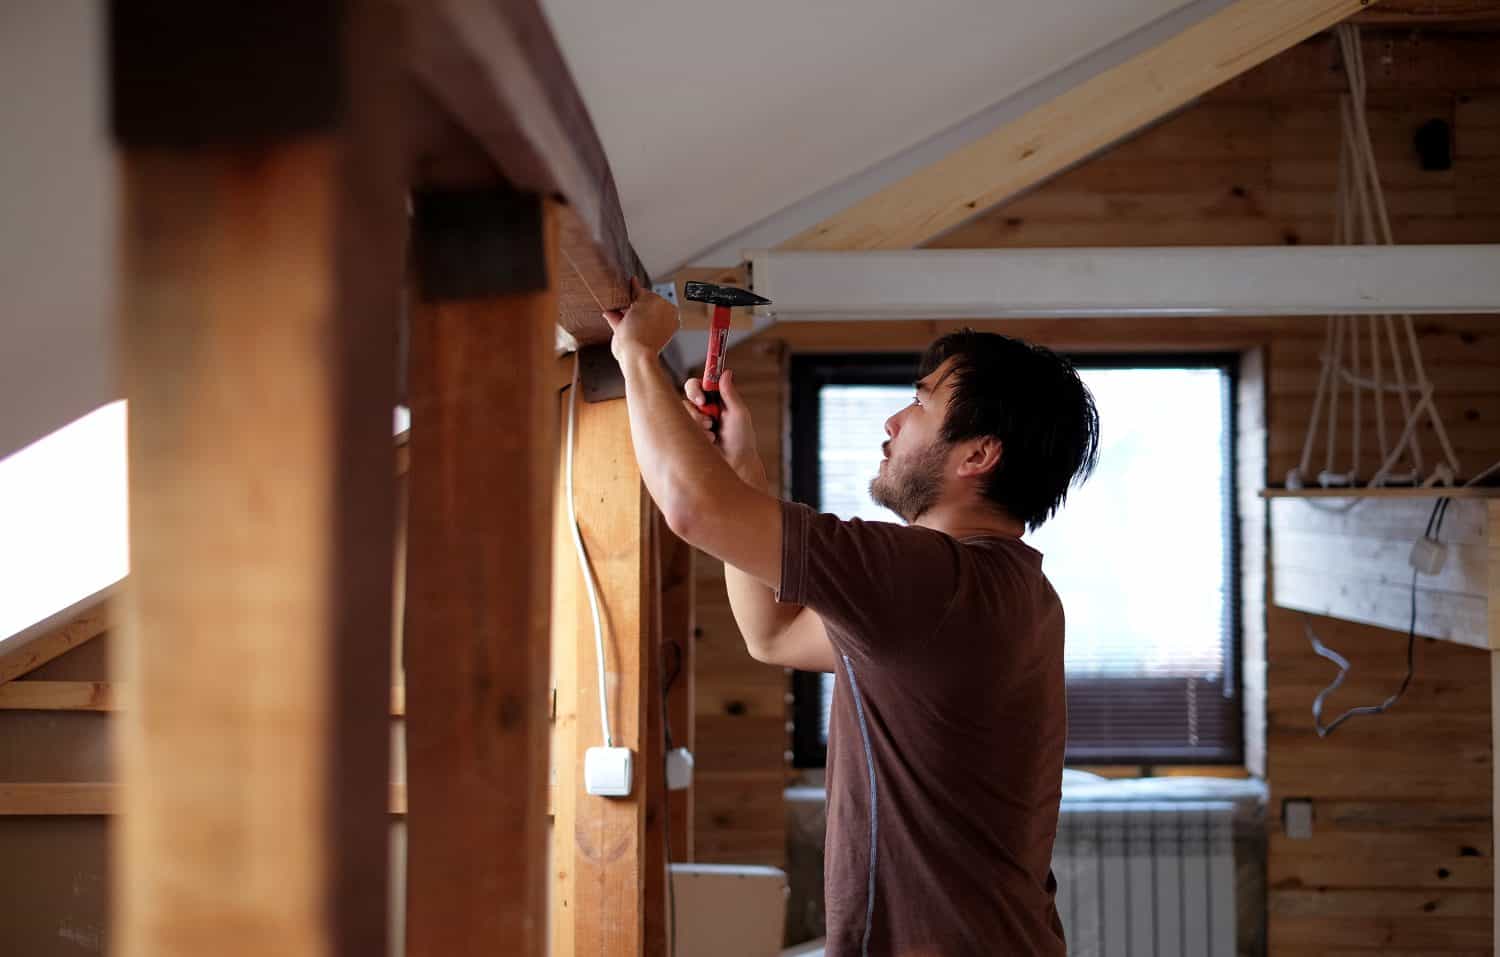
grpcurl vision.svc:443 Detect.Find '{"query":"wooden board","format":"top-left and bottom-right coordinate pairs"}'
top-left (404, 192), bottom-right (560, 957)
top-left (0, 598), bottom-right (111, 686)
top-left (1271, 497), bottom-right (1495, 648)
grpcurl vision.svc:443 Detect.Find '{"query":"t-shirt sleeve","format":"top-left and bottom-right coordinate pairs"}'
top-left (776, 500), bottom-right (962, 663)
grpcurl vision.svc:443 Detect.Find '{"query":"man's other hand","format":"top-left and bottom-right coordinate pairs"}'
top-left (683, 371), bottom-right (764, 485)
top-left (602, 278), bottom-right (679, 361)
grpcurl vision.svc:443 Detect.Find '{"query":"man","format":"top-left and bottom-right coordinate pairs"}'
top-left (603, 282), bottom-right (1099, 957)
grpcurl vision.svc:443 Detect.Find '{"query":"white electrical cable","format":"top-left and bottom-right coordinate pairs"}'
top-left (567, 352), bottom-right (614, 748)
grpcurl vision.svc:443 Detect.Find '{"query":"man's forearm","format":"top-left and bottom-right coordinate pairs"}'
top-left (614, 347), bottom-right (798, 644)
top-left (615, 347), bottom-right (740, 530)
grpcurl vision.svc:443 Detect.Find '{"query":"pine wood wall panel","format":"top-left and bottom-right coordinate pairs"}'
top-left (691, 340), bottom-right (791, 869)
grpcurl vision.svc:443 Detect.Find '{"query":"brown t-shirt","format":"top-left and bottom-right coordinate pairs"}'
top-left (778, 502), bottom-right (1068, 957)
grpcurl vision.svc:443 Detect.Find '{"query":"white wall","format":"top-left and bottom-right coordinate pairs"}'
top-left (1, 1), bottom-right (115, 461)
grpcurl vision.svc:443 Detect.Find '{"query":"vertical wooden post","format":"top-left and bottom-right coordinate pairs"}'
top-left (404, 188), bottom-right (560, 956)
top-left (660, 517), bottom-right (697, 860)
top-left (550, 384), bottom-right (652, 956)
top-left (110, 3), bottom-right (403, 955)
top-left (645, 514), bottom-right (668, 956)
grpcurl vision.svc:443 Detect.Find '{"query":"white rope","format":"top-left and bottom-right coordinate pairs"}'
top-left (1288, 25), bottom-right (1464, 490)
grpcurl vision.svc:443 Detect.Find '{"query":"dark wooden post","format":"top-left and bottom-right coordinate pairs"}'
top-left (110, 3), bottom-right (404, 955)
top-left (404, 187), bottom-right (560, 956)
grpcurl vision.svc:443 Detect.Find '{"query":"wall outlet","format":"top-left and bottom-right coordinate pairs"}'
top-left (1282, 798), bottom-right (1313, 840)
top-left (666, 747), bottom-right (694, 791)
top-left (585, 746), bottom-right (633, 798)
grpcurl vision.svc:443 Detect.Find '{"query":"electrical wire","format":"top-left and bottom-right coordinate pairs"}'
top-left (1306, 497), bottom-right (1448, 736)
top-left (567, 352), bottom-right (614, 747)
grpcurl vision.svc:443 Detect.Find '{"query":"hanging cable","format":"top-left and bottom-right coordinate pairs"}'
top-left (1306, 497), bottom-right (1449, 736)
top-left (567, 352), bottom-right (614, 747)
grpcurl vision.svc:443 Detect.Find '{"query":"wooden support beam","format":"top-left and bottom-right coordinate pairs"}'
top-left (748, 245), bottom-right (1500, 320)
top-left (660, 517), bottom-right (697, 861)
top-left (781, 0), bottom-right (1371, 251)
top-left (0, 680), bottom-right (116, 711)
top-left (644, 514), bottom-right (669, 957)
top-left (0, 782), bottom-right (410, 816)
top-left (404, 188), bottom-right (560, 957)
top-left (404, 0), bottom-right (648, 344)
top-left (110, 3), bottom-right (402, 955)
top-left (0, 597), bottom-right (110, 685)
top-left (0, 681), bottom-right (406, 714)
top-left (550, 386), bottom-right (652, 956)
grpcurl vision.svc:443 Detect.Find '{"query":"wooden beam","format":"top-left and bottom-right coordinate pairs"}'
top-left (660, 517), bottom-right (696, 861)
top-left (644, 514), bottom-right (669, 957)
top-left (0, 681), bottom-right (116, 711)
top-left (781, 0), bottom-right (1371, 251)
top-left (748, 245), bottom-right (1500, 319)
top-left (110, 3), bottom-right (402, 955)
top-left (404, 0), bottom-right (648, 344)
top-left (1356, 0), bottom-right (1500, 24)
top-left (0, 598), bottom-right (110, 685)
top-left (0, 681), bottom-right (407, 714)
top-left (404, 188), bottom-right (560, 957)
top-left (0, 782), bottom-right (411, 816)
top-left (550, 387), bottom-right (652, 956)
top-left (0, 783), bottom-right (114, 816)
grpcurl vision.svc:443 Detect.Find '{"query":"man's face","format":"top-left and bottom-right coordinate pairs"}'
top-left (868, 359), bottom-right (959, 523)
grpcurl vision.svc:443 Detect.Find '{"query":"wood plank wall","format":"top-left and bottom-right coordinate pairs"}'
top-left (692, 340), bottom-right (792, 868)
top-left (691, 29), bottom-right (1500, 951)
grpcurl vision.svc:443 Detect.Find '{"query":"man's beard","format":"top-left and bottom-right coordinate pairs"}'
top-left (869, 439), bottom-right (948, 523)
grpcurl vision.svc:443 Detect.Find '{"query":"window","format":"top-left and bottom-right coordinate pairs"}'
top-left (789, 353), bottom-right (1241, 767)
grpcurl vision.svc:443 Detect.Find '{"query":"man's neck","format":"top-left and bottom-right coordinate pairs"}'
top-left (912, 499), bottom-right (1025, 541)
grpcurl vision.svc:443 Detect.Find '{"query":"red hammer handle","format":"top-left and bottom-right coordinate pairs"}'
top-left (699, 304), bottom-right (732, 429)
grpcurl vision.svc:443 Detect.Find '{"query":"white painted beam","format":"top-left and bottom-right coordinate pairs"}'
top-left (747, 246), bottom-right (1500, 320)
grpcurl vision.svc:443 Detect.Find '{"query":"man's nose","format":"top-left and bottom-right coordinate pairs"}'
top-left (884, 413), bottom-right (898, 439)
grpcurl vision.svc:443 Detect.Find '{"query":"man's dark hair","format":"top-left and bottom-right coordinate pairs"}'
top-left (918, 330), bottom-right (1099, 531)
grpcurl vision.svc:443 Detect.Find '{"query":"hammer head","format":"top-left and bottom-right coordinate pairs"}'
top-left (683, 281), bottom-right (771, 308)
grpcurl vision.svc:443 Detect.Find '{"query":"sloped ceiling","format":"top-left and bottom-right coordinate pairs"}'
top-left (541, 0), bottom-right (1204, 276)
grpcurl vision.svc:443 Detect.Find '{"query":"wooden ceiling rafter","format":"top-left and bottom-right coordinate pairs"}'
top-left (0, 591), bottom-right (112, 686)
top-left (778, 0), bottom-right (1374, 253)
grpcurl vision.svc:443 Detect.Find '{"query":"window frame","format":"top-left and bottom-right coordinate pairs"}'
top-left (787, 350), bottom-right (1244, 769)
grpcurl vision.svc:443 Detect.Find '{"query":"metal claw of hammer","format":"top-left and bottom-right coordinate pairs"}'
top-left (683, 281), bottom-right (772, 430)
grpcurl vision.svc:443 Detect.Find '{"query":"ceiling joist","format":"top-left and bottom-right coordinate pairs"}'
top-left (780, 0), bottom-right (1373, 253)
top-left (747, 245), bottom-right (1500, 320)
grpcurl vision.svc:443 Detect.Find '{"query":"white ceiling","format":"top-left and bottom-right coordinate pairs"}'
top-left (542, 0), bottom-right (1203, 276)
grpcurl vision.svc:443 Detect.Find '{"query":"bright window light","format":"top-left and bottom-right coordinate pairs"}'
top-left (0, 401), bottom-right (128, 641)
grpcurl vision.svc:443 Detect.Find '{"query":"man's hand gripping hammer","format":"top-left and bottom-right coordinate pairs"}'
top-left (683, 281), bottom-right (772, 431)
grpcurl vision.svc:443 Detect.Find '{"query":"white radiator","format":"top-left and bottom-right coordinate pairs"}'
top-left (1053, 800), bottom-right (1237, 957)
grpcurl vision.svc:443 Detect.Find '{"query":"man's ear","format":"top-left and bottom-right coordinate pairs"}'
top-left (955, 436), bottom-right (1002, 479)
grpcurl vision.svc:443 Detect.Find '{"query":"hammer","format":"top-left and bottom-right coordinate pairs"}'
top-left (684, 280), bottom-right (771, 427)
